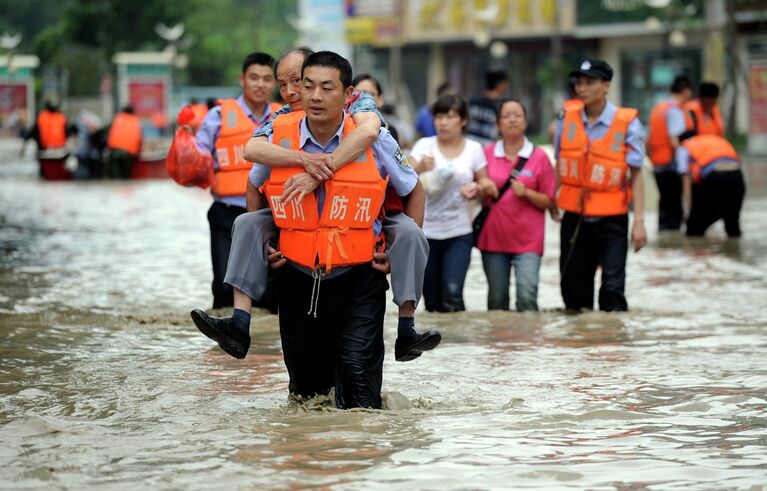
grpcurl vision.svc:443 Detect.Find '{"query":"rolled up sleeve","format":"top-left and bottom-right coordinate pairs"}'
top-left (675, 146), bottom-right (690, 175)
top-left (371, 128), bottom-right (417, 196)
top-left (625, 118), bottom-right (646, 168)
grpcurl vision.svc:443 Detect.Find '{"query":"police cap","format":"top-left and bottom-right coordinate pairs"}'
top-left (569, 59), bottom-right (613, 81)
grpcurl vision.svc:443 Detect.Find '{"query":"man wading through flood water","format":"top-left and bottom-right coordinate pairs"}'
top-left (259, 51), bottom-right (424, 408)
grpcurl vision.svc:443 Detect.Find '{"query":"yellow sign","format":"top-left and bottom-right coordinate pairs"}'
top-left (345, 16), bottom-right (398, 46)
top-left (405, 0), bottom-right (570, 43)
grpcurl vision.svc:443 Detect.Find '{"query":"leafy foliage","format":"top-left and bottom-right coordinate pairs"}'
top-left (1, 0), bottom-right (297, 93)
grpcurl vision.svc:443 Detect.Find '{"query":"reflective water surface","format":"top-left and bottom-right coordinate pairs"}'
top-left (1, 144), bottom-right (766, 489)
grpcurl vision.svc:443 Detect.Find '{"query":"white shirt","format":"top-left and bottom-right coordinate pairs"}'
top-left (410, 136), bottom-right (487, 240)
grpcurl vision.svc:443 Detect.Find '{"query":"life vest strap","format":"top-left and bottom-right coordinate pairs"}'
top-left (325, 227), bottom-right (349, 274)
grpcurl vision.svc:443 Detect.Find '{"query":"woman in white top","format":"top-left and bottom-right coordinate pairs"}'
top-left (410, 95), bottom-right (497, 312)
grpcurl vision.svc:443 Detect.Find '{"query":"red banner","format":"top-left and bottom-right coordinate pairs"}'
top-left (128, 81), bottom-right (166, 118)
top-left (0, 83), bottom-right (29, 131)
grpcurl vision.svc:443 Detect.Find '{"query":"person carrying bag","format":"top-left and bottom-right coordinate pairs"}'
top-left (472, 155), bottom-right (529, 246)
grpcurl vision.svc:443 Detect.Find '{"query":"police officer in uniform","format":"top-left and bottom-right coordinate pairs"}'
top-left (264, 51), bottom-right (421, 408)
top-left (554, 59), bottom-right (647, 312)
top-left (192, 52), bottom-right (277, 309)
top-left (647, 75), bottom-right (694, 231)
top-left (676, 134), bottom-right (745, 237)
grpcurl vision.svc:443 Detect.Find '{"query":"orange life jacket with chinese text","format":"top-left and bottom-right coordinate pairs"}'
top-left (107, 112), bottom-right (142, 156)
top-left (557, 105), bottom-right (638, 217)
top-left (37, 110), bottom-right (67, 149)
top-left (212, 99), bottom-right (255, 197)
top-left (263, 112), bottom-right (387, 273)
top-left (681, 134), bottom-right (739, 184)
top-left (684, 100), bottom-right (724, 137)
top-left (647, 100), bottom-right (679, 167)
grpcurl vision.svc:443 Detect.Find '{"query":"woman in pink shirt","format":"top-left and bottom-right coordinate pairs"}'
top-left (477, 99), bottom-right (556, 311)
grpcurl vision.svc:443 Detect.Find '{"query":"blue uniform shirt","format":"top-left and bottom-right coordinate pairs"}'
top-left (554, 101), bottom-right (646, 169)
top-left (195, 95), bottom-right (274, 208)
top-left (254, 114), bottom-right (417, 277)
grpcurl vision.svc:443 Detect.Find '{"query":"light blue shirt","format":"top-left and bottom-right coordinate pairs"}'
top-left (554, 101), bottom-right (646, 169)
top-left (675, 146), bottom-right (739, 180)
top-left (667, 105), bottom-right (687, 137)
top-left (195, 95), bottom-right (274, 208)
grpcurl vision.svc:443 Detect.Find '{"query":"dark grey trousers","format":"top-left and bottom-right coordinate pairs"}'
top-left (224, 210), bottom-right (428, 307)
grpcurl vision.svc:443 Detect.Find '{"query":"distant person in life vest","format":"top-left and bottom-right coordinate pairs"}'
top-left (647, 74), bottom-right (694, 232)
top-left (554, 59), bottom-right (647, 312)
top-left (21, 101), bottom-right (74, 161)
top-left (186, 52), bottom-right (279, 310)
top-left (685, 82), bottom-right (725, 137)
top-left (262, 51), bottom-right (422, 408)
top-left (106, 105), bottom-right (142, 179)
top-left (676, 134), bottom-right (745, 237)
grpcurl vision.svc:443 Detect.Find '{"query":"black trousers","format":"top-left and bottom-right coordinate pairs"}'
top-left (686, 170), bottom-right (746, 238)
top-left (277, 263), bottom-right (388, 409)
top-left (654, 171), bottom-right (683, 231)
top-left (106, 149), bottom-right (136, 179)
top-left (207, 201), bottom-right (246, 309)
top-left (560, 212), bottom-right (629, 312)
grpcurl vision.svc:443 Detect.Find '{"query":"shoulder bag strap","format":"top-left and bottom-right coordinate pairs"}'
top-left (492, 150), bottom-right (531, 203)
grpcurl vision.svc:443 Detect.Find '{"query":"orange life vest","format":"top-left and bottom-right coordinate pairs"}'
top-left (263, 112), bottom-right (387, 273)
top-left (647, 100), bottom-right (680, 166)
top-left (107, 112), bottom-right (142, 156)
top-left (212, 99), bottom-right (256, 197)
top-left (37, 110), bottom-right (67, 149)
top-left (563, 98), bottom-right (584, 112)
top-left (557, 105), bottom-right (638, 217)
top-left (681, 134), bottom-right (739, 184)
top-left (684, 100), bottom-right (724, 137)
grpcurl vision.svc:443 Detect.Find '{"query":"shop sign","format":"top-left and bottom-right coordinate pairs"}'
top-left (403, 0), bottom-right (569, 43)
top-left (577, 0), bottom-right (703, 26)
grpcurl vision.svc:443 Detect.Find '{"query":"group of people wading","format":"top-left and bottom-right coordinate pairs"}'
top-left (169, 49), bottom-right (743, 409)
top-left (22, 102), bottom-right (146, 180)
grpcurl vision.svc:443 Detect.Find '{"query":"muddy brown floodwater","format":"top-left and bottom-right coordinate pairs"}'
top-left (1, 143), bottom-right (766, 489)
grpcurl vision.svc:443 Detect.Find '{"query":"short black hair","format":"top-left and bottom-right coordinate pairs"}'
top-left (122, 105), bottom-right (134, 114)
top-left (436, 81), bottom-right (453, 97)
top-left (497, 98), bottom-right (528, 121)
top-left (699, 81), bottom-right (720, 99)
top-left (432, 94), bottom-right (468, 120)
top-left (242, 52), bottom-right (275, 74)
top-left (670, 74), bottom-right (693, 94)
top-left (302, 51), bottom-right (353, 88)
top-left (352, 73), bottom-right (383, 95)
top-left (485, 70), bottom-right (508, 91)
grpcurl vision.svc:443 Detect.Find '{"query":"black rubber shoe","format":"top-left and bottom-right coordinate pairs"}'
top-left (190, 309), bottom-right (250, 359)
top-left (395, 329), bottom-right (442, 362)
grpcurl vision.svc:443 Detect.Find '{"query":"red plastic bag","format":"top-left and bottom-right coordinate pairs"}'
top-left (166, 106), bottom-right (213, 188)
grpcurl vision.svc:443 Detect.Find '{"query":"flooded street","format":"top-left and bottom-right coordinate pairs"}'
top-left (1, 142), bottom-right (766, 489)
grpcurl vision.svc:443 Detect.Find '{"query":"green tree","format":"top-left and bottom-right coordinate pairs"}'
top-left (3, 0), bottom-right (297, 95)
